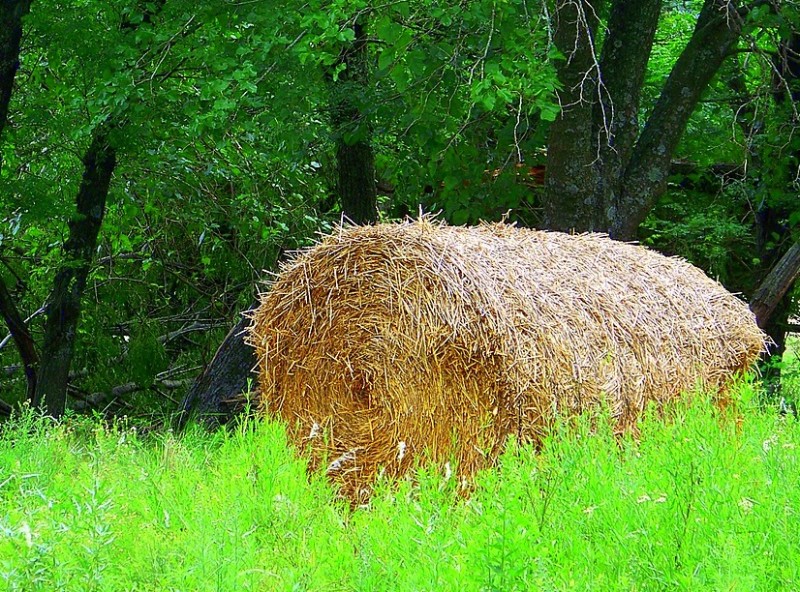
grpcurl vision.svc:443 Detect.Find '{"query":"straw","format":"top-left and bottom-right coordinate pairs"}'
top-left (247, 217), bottom-right (767, 500)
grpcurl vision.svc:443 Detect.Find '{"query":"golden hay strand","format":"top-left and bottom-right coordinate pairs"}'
top-left (247, 218), bottom-right (766, 500)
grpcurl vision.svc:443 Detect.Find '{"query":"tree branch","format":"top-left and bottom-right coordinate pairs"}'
top-left (156, 320), bottom-right (229, 345)
top-left (0, 276), bottom-right (38, 400)
top-left (71, 377), bottom-right (193, 412)
top-left (594, 0), bottom-right (662, 162)
top-left (613, 0), bottom-right (745, 239)
top-left (750, 240), bottom-right (800, 330)
top-left (33, 122), bottom-right (117, 418)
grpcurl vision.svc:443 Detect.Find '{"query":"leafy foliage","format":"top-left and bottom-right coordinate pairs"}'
top-left (1, 0), bottom-right (799, 414)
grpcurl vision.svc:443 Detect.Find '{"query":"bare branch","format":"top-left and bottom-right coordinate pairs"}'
top-left (0, 277), bottom-right (38, 400)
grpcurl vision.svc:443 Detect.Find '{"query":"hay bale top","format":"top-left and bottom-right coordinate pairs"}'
top-left (248, 218), bottom-right (765, 496)
top-left (259, 218), bottom-right (762, 384)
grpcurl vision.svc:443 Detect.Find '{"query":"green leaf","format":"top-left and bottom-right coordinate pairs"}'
top-left (451, 209), bottom-right (470, 225)
top-left (539, 102), bottom-right (560, 122)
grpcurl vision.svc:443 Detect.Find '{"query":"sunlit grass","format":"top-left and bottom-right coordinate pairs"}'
top-left (781, 334), bottom-right (800, 407)
top-left (1, 383), bottom-right (799, 591)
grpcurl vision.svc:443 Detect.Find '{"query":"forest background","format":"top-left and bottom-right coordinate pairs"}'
top-left (1, 0), bottom-right (799, 422)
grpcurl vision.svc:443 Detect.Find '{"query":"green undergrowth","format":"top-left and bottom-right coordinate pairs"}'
top-left (1, 386), bottom-right (799, 591)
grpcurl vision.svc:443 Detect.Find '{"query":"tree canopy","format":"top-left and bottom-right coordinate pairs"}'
top-left (1, 0), bottom-right (799, 420)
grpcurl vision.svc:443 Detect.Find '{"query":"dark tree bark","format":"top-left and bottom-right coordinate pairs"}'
top-left (329, 16), bottom-right (378, 225)
top-left (337, 138), bottom-right (378, 225)
top-left (543, 0), bottom-right (745, 240)
top-left (177, 305), bottom-right (258, 429)
top-left (750, 239), bottom-right (799, 394)
top-left (545, 0), bottom-right (663, 234)
top-left (32, 125), bottom-right (117, 418)
top-left (0, 0), bottom-right (30, 146)
top-left (750, 241), bottom-right (800, 331)
top-left (543, 0), bottom-right (605, 232)
top-left (594, 0), bottom-right (663, 232)
top-left (613, 0), bottom-right (744, 239)
top-left (0, 0), bottom-right (34, 410)
top-left (0, 276), bottom-right (37, 401)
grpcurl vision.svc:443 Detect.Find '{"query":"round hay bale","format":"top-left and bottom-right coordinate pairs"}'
top-left (247, 218), bottom-right (766, 499)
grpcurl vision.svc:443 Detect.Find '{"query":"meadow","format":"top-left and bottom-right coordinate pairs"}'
top-left (1, 383), bottom-right (800, 592)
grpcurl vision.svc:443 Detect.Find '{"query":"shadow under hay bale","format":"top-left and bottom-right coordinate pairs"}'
top-left (247, 218), bottom-right (766, 501)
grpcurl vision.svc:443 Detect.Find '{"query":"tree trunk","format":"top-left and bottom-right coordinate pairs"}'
top-left (0, 0), bottom-right (30, 137)
top-left (177, 305), bottom-right (258, 429)
top-left (33, 124), bottom-right (117, 418)
top-left (542, 0), bottom-right (744, 240)
top-left (543, 0), bottom-right (604, 232)
top-left (329, 16), bottom-right (378, 225)
top-left (750, 240), bottom-right (800, 331)
top-left (592, 0), bottom-right (662, 229)
top-left (0, 0), bottom-right (31, 164)
top-left (337, 138), bottom-right (377, 225)
top-left (0, 0), bottom-right (34, 408)
top-left (0, 277), bottom-right (37, 401)
top-left (612, 0), bottom-right (743, 240)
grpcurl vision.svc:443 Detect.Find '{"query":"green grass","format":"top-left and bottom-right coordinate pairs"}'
top-left (781, 334), bottom-right (800, 407)
top-left (2, 386), bottom-right (800, 591)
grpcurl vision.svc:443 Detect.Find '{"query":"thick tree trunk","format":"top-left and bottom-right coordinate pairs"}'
top-left (542, 0), bottom-right (744, 240)
top-left (329, 17), bottom-right (378, 225)
top-left (33, 125), bottom-right (117, 418)
top-left (0, 277), bottom-right (37, 401)
top-left (592, 0), bottom-right (662, 228)
top-left (177, 305), bottom-right (258, 429)
top-left (543, 0), bottom-right (604, 232)
top-left (544, 0), bottom-right (663, 234)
